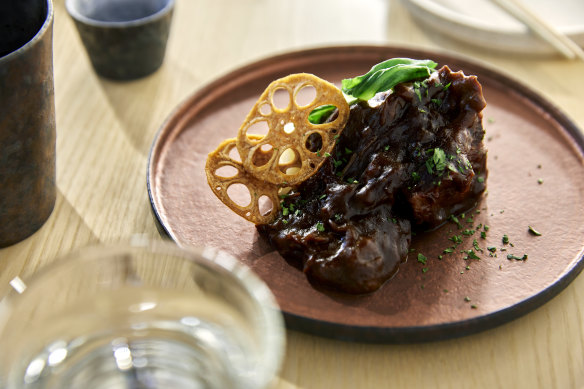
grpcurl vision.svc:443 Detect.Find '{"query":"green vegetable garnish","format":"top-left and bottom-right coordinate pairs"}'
top-left (316, 222), bottom-right (325, 232)
top-left (342, 58), bottom-right (437, 101)
top-left (309, 58), bottom-right (438, 123)
top-left (308, 105), bottom-right (337, 124)
top-left (417, 253), bottom-right (427, 265)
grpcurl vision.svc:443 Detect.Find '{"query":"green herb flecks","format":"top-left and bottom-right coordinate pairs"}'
top-left (417, 253), bottom-right (427, 265)
top-left (449, 235), bottom-right (463, 245)
top-left (473, 239), bottom-right (483, 252)
top-left (463, 250), bottom-right (480, 260)
top-left (316, 222), bottom-right (325, 232)
top-left (528, 226), bottom-right (542, 236)
top-left (507, 254), bottom-right (528, 261)
top-left (449, 215), bottom-right (463, 229)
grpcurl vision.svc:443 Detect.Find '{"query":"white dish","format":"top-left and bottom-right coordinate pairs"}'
top-left (401, 0), bottom-right (584, 55)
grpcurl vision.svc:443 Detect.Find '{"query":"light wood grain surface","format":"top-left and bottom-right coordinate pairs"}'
top-left (1, 0), bottom-right (584, 388)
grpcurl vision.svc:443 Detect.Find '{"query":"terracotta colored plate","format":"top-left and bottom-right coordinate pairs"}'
top-left (147, 46), bottom-right (584, 343)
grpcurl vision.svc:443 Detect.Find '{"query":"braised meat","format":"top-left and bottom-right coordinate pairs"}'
top-left (256, 66), bottom-right (487, 293)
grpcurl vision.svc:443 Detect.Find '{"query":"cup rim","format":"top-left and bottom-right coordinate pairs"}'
top-left (65, 0), bottom-right (175, 28)
top-left (0, 238), bottom-right (286, 388)
top-left (0, 0), bottom-right (54, 64)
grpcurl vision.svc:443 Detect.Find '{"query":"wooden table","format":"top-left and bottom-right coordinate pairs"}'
top-left (2, 0), bottom-right (583, 387)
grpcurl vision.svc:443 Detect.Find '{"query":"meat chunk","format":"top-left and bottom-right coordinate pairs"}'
top-left (257, 66), bottom-right (487, 293)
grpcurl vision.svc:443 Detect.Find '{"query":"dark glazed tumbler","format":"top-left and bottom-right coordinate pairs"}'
top-left (66, 0), bottom-right (175, 80)
top-left (0, 0), bottom-right (56, 247)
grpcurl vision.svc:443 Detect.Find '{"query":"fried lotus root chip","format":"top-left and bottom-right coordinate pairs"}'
top-left (206, 137), bottom-right (282, 224)
top-left (236, 73), bottom-right (350, 186)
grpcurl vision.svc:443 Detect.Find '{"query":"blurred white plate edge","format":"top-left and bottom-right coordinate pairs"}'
top-left (401, 0), bottom-right (584, 55)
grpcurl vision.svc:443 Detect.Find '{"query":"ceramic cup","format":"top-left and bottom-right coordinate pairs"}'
top-left (0, 0), bottom-right (56, 247)
top-left (66, 0), bottom-right (175, 80)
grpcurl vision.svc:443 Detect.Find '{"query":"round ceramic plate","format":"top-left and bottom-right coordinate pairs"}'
top-left (401, 0), bottom-right (584, 55)
top-left (147, 46), bottom-right (584, 343)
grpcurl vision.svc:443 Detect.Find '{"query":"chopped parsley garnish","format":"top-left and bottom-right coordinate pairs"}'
top-left (465, 250), bottom-right (480, 260)
top-left (417, 253), bottom-right (427, 265)
top-left (443, 248), bottom-right (454, 254)
top-left (528, 226), bottom-right (542, 236)
top-left (449, 235), bottom-right (463, 245)
top-left (449, 215), bottom-right (462, 229)
top-left (316, 222), bottom-right (325, 232)
top-left (502, 234), bottom-right (509, 244)
top-left (472, 239), bottom-right (482, 252)
top-left (507, 254), bottom-right (528, 261)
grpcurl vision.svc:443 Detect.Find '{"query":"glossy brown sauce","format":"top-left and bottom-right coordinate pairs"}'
top-left (257, 66), bottom-right (487, 293)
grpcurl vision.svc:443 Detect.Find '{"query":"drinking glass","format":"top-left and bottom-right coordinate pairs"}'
top-left (0, 239), bottom-right (285, 388)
